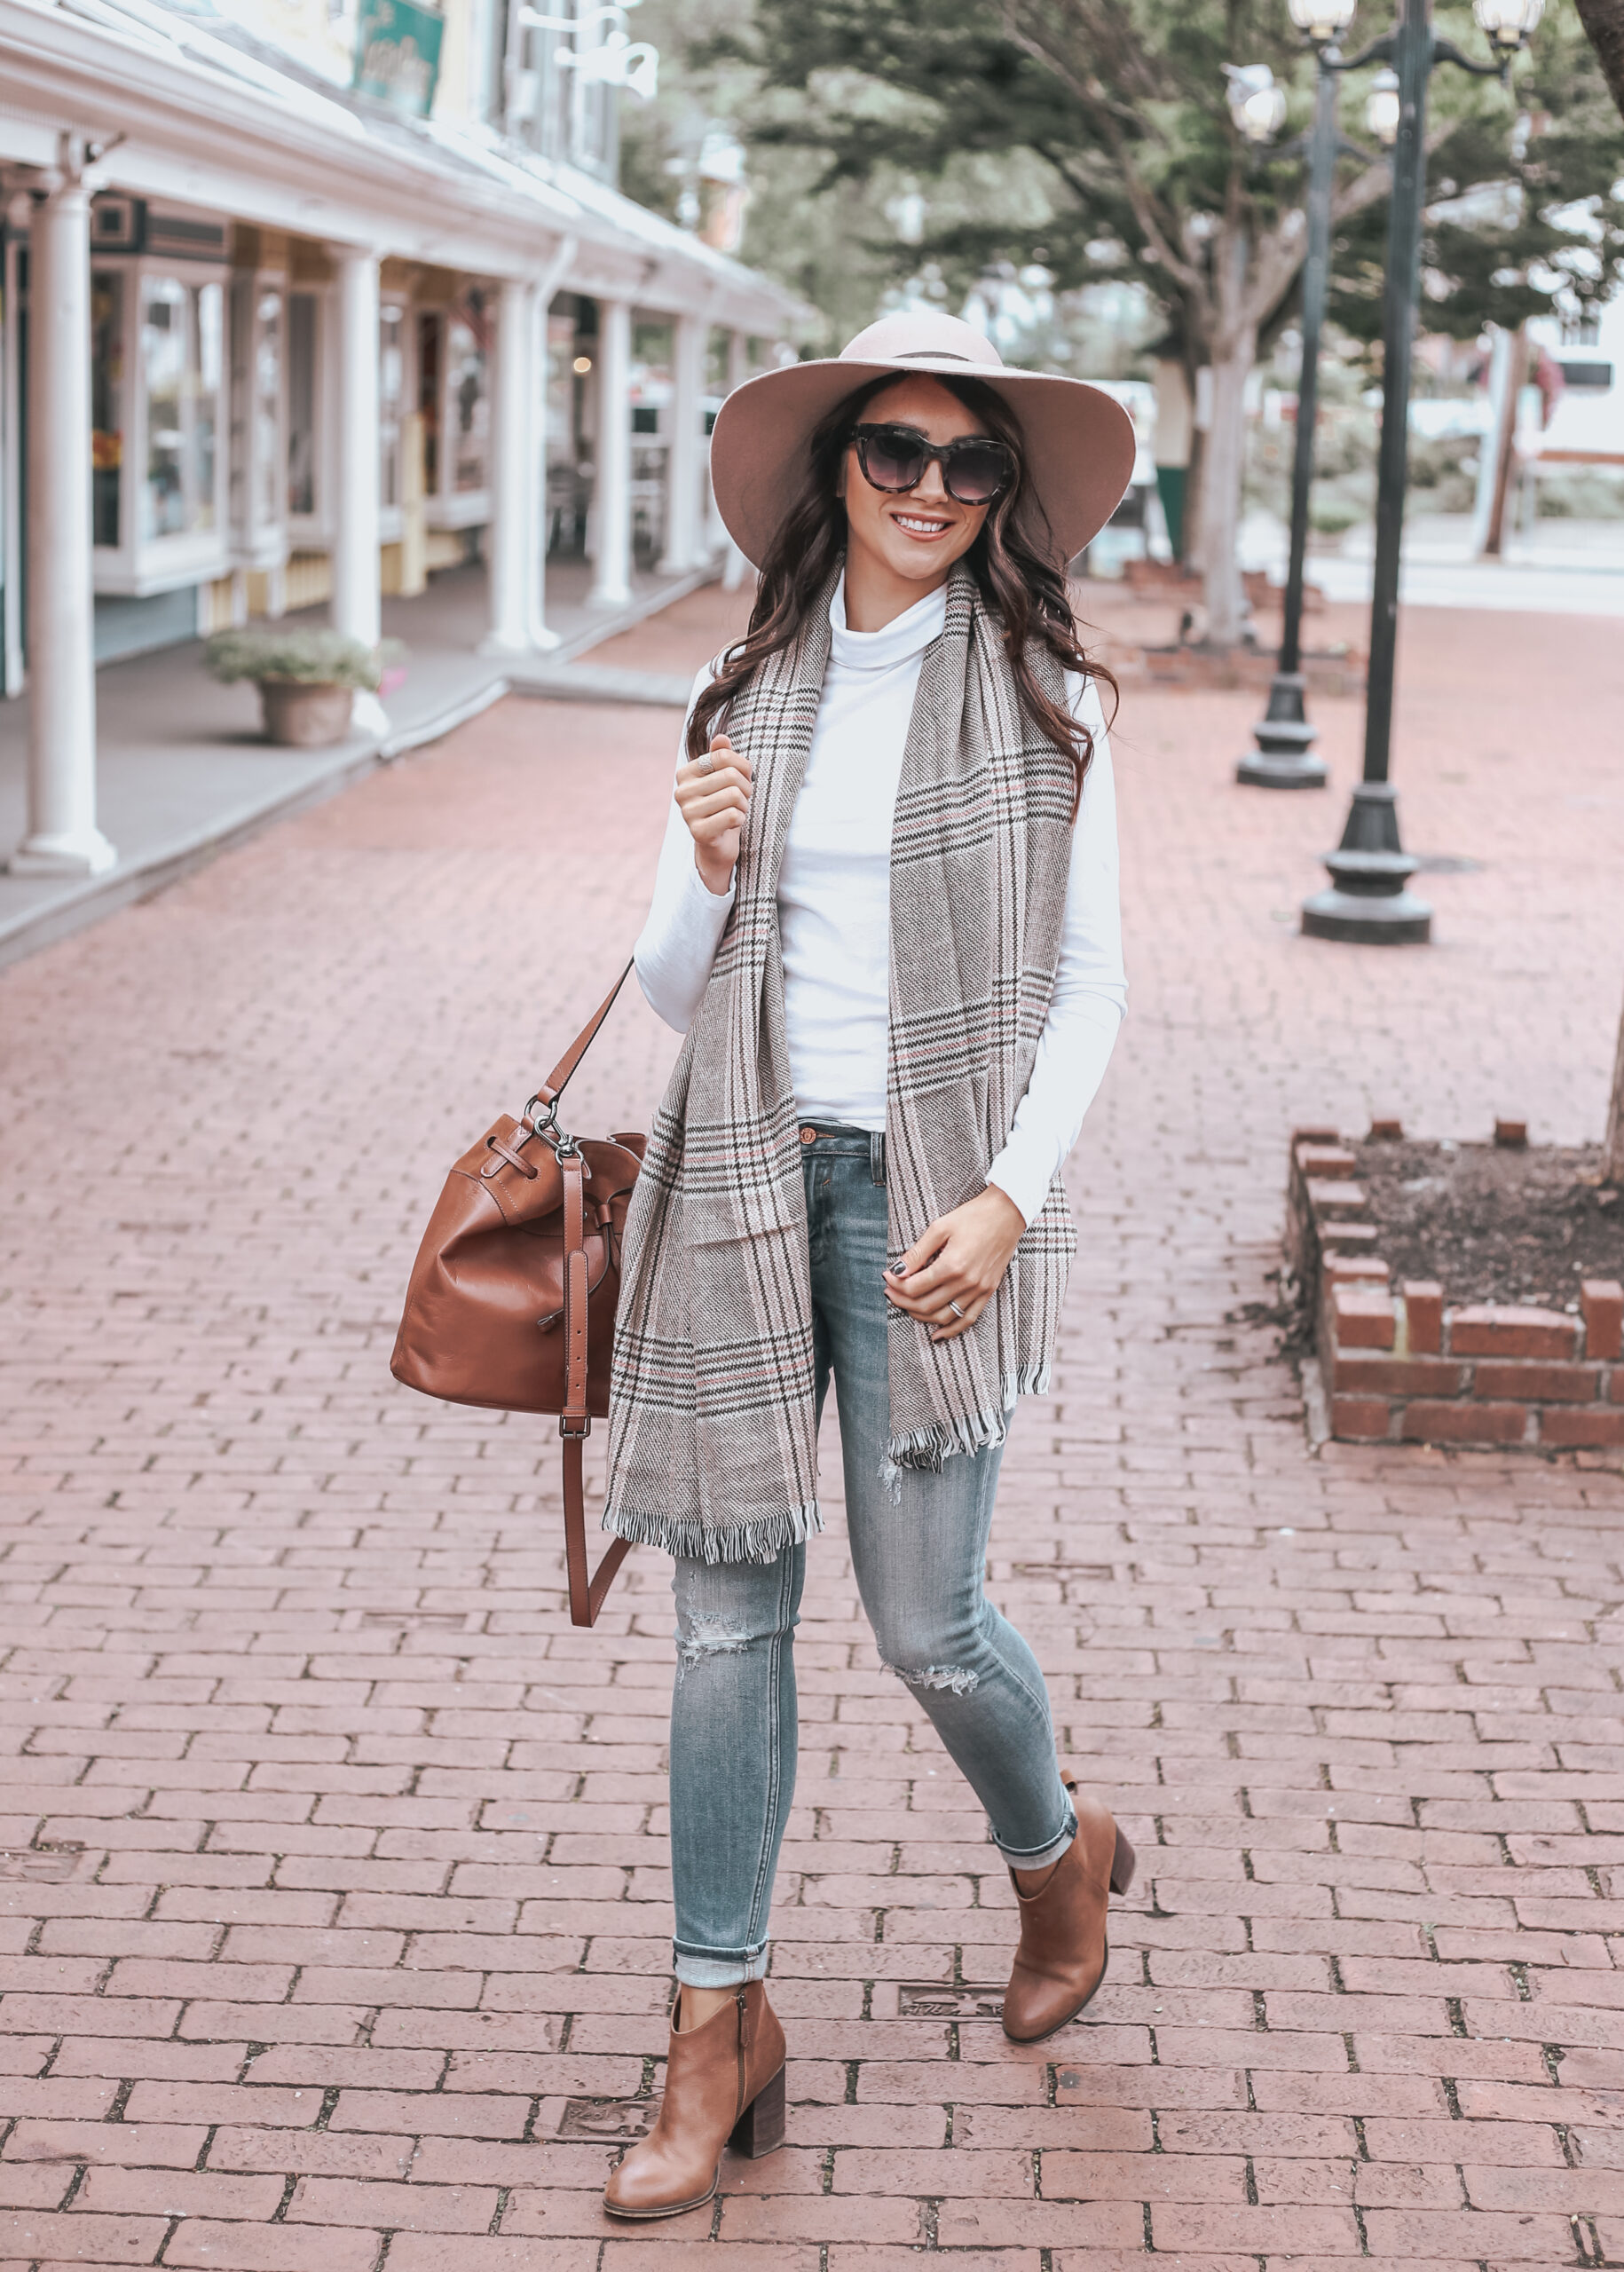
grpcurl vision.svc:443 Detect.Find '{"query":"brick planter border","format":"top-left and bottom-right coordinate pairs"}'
top-left (1286, 1125), bottom-right (1624, 1452)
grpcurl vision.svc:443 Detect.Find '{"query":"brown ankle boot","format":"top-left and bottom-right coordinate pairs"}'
top-left (603, 1982), bottom-right (786, 2221)
top-left (1001, 1790), bottom-right (1135, 2043)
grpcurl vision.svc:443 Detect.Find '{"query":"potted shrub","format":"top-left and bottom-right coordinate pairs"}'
top-left (203, 627), bottom-right (405, 748)
top-left (1306, 499), bottom-right (1361, 556)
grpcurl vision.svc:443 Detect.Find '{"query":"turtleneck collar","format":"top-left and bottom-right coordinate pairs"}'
top-left (829, 570), bottom-right (949, 673)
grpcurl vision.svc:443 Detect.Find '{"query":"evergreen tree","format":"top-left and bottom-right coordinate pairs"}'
top-left (717, 0), bottom-right (1622, 648)
top-left (1577, 0), bottom-right (1624, 121)
top-left (1327, 9), bottom-right (1624, 351)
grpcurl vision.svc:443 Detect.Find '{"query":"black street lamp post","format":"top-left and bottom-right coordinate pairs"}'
top-left (1301, 0), bottom-right (1541, 940)
top-left (1238, 51), bottom-right (1341, 789)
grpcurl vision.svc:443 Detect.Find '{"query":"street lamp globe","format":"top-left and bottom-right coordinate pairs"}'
top-left (1472, 0), bottom-right (1544, 50)
top-left (1226, 64), bottom-right (1289, 146)
top-left (1365, 67), bottom-right (1401, 146)
top-left (1286, 0), bottom-right (1357, 46)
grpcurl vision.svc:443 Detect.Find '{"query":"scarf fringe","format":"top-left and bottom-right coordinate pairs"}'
top-left (887, 1364), bottom-right (1052, 1473)
top-left (601, 1496), bottom-right (824, 1566)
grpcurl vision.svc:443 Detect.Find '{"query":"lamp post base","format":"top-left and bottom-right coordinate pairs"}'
top-left (1236, 672), bottom-right (1328, 789)
top-left (1302, 868), bottom-right (1433, 943)
top-left (1301, 780), bottom-right (1432, 943)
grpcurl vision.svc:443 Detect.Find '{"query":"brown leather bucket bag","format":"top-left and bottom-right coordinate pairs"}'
top-left (390, 964), bottom-right (641, 1626)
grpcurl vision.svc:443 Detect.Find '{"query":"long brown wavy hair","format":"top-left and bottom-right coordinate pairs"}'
top-left (689, 372), bottom-right (1116, 811)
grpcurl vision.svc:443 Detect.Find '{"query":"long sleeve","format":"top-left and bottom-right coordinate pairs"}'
top-left (633, 665), bottom-right (736, 1035)
top-left (985, 674), bottom-right (1127, 1227)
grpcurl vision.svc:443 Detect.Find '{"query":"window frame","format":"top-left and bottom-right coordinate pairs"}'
top-left (422, 292), bottom-right (492, 532)
top-left (378, 295), bottom-right (413, 544)
top-left (92, 255), bottom-right (232, 598)
top-left (229, 268), bottom-right (290, 574)
top-left (286, 282), bottom-right (335, 550)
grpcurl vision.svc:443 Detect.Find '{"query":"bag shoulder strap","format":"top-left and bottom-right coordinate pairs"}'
top-left (543, 945), bottom-right (639, 1626)
top-left (534, 958), bottom-right (635, 1111)
top-left (557, 1148), bottom-right (629, 1626)
top-left (562, 1436), bottom-right (628, 1626)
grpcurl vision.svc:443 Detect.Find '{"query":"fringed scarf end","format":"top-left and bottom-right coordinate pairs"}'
top-left (887, 1366), bottom-right (1053, 1473)
top-left (601, 1496), bottom-right (824, 1566)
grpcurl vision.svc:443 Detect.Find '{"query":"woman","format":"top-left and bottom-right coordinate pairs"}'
top-left (600, 312), bottom-right (1137, 2221)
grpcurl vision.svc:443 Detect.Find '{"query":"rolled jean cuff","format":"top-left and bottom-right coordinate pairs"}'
top-left (991, 1802), bottom-right (1076, 1875)
top-left (673, 1940), bottom-right (770, 1990)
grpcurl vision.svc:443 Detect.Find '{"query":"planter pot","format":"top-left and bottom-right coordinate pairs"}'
top-left (258, 680), bottom-right (355, 748)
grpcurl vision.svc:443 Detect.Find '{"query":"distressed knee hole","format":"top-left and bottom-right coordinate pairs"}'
top-left (883, 1661), bottom-right (981, 1697)
top-left (676, 1610), bottom-right (753, 1676)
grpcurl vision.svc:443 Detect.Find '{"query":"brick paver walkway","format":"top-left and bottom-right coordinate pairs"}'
top-left (4, 582), bottom-right (1623, 2270)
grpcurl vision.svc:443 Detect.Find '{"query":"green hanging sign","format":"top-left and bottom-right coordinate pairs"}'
top-left (352, 0), bottom-right (445, 119)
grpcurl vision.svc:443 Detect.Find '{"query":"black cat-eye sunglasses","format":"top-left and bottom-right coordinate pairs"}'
top-left (848, 422), bottom-right (1016, 508)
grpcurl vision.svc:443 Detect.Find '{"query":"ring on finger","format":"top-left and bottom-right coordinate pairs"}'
top-left (947, 1299), bottom-right (965, 1320)
top-left (697, 748), bottom-right (716, 774)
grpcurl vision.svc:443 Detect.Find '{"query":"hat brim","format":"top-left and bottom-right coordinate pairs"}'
top-left (709, 352), bottom-right (1139, 572)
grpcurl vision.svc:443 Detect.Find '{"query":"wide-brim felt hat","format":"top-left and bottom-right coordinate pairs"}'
top-left (709, 311), bottom-right (1138, 572)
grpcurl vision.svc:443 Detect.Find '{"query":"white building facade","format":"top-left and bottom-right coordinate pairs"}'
top-left (0, 0), bottom-right (801, 876)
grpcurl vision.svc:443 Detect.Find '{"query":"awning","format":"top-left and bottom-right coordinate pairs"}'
top-left (0, 0), bottom-right (809, 334)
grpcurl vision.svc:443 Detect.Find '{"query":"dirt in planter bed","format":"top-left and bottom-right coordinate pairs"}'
top-left (1350, 1140), bottom-right (1624, 1309)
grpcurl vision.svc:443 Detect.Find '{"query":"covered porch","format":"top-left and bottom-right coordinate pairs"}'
top-left (0, 552), bottom-right (724, 965)
top-left (0, 0), bottom-right (800, 953)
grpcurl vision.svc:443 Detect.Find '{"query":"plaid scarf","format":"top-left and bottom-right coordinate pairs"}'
top-left (603, 562), bottom-right (1078, 1565)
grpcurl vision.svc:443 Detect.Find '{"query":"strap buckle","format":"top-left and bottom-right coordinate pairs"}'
top-left (559, 1412), bottom-right (589, 1440)
top-left (524, 1095), bottom-right (587, 1171)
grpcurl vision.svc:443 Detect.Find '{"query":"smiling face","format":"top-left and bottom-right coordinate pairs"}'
top-left (836, 375), bottom-right (1000, 603)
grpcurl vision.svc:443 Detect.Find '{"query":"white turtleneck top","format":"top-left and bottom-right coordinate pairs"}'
top-left (633, 575), bottom-right (1126, 1227)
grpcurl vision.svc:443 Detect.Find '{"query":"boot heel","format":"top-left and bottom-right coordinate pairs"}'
top-left (1109, 1825), bottom-right (1136, 1897)
top-left (728, 2063), bottom-right (784, 2158)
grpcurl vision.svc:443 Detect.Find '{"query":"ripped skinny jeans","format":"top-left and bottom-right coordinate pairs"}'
top-left (668, 1123), bottom-right (1076, 1989)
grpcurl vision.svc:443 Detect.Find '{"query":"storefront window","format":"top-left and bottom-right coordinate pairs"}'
top-left (629, 316), bottom-right (673, 567)
top-left (288, 290), bottom-right (319, 521)
top-left (380, 303), bottom-right (406, 512)
top-left (199, 282), bottom-right (221, 521)
top-left (253, 288), bottom-right (282, 531)
top-left (546, 299), bottom-right (590, 558)
top-left (630, 318), bottom-right (674, 442)
top-left (140, 276), bottom-right (222, 543)
top-left (446, 292), bottom-right (489, 493)
top-left (418, 309), bottom-right (441, 493)
top-left (91, 271), bottom-right (124, 548)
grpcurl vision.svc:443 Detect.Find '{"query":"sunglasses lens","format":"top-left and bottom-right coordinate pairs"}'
top-left (946, 443), bottom-right (1012, 504)
top-left (861, 429), bottom-right (927, 491)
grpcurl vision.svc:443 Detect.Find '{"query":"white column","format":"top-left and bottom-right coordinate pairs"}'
top-left (658, 312), bottom-right (705, 575)
top-left (482, 276), bottom-right (537, 655)
top-left (589, 295), bottom-right (632, 608)
top-left (2, 196), bottom-right (28, 700)
top-left (10, 142), bottom-right (114, 877)
top-left (328, 244), bottom-right (381, 651)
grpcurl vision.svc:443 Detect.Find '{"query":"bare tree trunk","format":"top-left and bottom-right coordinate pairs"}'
top-left (1482, 322), bottom-right (1531, 559)
top-left (1606, 991), bottom-right (1624, 1185)
top-left (1199, 320), bottom-right (1257, 647)
top-left (1577, 0), bottom-right (1624, 120)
